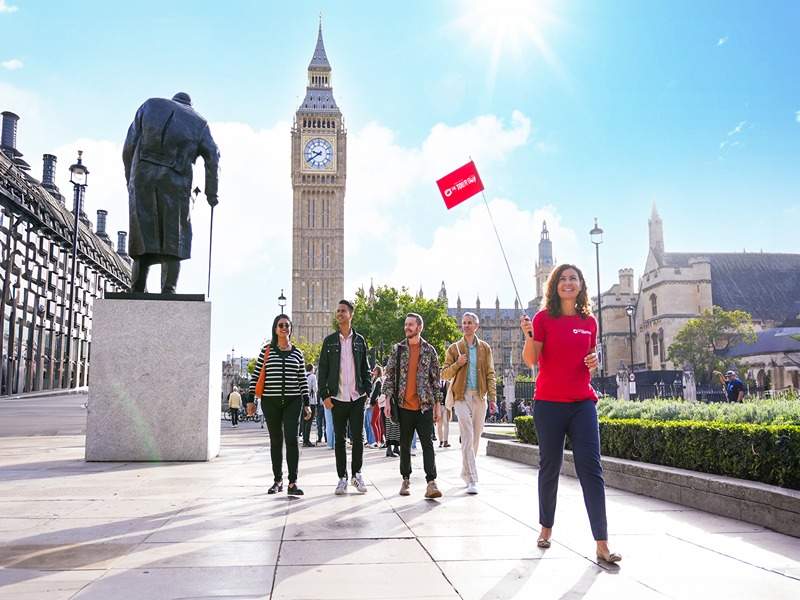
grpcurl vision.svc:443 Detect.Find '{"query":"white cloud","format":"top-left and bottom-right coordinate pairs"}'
top-left (795, 110), bottom-right (800, 124)
top-left (376, 199), bottom-right (582, 312)
top-left (727, 120), bottom-right (747, 136)
top-left (2, 58), bottom-right (23, 70)
top-left (344, 110), bottom-right (532, 257)
top-left (719, 120), bottom-right (748, 153)
top-left (717, 36), bottom-right (728, 46)
top-left (0, 0), bottom-right (18, 13)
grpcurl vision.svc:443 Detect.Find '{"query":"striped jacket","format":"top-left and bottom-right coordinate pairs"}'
top-left (249, 344), bottom-right (310, 406)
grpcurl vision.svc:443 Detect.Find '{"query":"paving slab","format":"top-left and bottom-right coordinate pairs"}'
top-left (0, 568), bottom-right (104, 600)
top-left (71, 566), bottom-right (273, 600)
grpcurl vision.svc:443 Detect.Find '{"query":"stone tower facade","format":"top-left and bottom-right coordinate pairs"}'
top-left (529, 221), bottom-right (555, 310)
top-left (291, 24), bottom-right (347, 344)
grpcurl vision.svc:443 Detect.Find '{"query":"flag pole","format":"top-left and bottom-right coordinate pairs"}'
top-left (479, 189), bottom-right (532, 337)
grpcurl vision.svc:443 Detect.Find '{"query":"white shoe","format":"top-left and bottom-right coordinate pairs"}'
top-left (466, 482), bottom-right (479, 495)
top-left (352, 472), bottom-right (368, 493)
top-left (334, 478), bottom-right (348, 495)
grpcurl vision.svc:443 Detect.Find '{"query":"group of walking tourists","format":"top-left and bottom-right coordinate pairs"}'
top-left (246, 262), bottom-right (621, 563)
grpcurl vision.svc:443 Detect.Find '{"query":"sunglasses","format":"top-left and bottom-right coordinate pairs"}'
top-left (277, 322), bottom-right (291, 329)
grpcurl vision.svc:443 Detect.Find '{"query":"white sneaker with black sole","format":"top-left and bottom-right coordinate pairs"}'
top-left (352, 472), bottom-right (368, 493)
top-left (466, 482), bottom-right (479, 495)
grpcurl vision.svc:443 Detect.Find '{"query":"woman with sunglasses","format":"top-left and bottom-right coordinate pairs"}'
top-left (251, 314), bottom-right (311, 495)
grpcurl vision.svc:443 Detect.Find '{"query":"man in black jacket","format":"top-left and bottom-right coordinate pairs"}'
top-left (318, 299), bottom-right (372, 495)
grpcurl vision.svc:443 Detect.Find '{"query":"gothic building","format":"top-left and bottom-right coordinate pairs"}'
top-left (291, 24), bottom-right (346, 344)
top-left (598, 204), bottom-right (800, 391)
top-left (0, 110), bottom-right (131, 395)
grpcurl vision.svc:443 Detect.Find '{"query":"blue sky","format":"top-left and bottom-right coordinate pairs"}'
top-left (2, 0), bottom-right (799, 363)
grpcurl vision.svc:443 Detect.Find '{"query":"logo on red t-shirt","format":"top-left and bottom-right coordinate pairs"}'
top-left (573, 328), bottom-right (592, 335)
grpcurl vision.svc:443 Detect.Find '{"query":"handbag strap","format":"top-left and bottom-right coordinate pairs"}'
top-left (255, 344), bottom-right (271, 396)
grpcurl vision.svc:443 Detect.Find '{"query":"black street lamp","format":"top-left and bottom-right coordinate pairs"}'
top-left (278, 289), bottom-right (286, 313)
top-left (589, 217), bottom-right (605, 395)
top-left (66, 151), bottom-right (88, 389)
top-left (625, 304), bottom-right (636, 371)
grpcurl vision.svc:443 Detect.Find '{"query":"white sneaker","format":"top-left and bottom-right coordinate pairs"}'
top-left (352, 472), bottom-right (368, 493)
top-left (334, 478), bottom-right (348, 495)
top-left (466, 482), bottom-right (479, 495)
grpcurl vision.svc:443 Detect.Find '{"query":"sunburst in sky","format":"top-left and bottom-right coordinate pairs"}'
top-left (451, 0), bottom-right (564, 90)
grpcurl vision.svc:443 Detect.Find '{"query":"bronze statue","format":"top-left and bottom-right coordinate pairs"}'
top-left (122, 92), bottom-right (219, 294)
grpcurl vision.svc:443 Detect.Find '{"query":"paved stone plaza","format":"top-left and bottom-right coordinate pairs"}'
top-left (0, 394), bottom-right (798, 599)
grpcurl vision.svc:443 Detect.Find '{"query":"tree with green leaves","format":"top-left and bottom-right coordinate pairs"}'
top-left (351, 284), bottom-right (461, 364)
top-left (667, 306), bottom-right (756, 384)
top-left (294, 338), bottom-right (322, 367)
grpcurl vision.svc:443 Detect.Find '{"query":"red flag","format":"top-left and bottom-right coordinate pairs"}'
top-left (436, 160), bottom-right (484, 209)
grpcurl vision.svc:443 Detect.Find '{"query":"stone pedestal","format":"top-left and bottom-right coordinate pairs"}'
top-left (85, 297), bottom-right (220, 461)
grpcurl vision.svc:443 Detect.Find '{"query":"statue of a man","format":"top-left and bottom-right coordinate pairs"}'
top-left (122, 92), bottom-right (219, 294)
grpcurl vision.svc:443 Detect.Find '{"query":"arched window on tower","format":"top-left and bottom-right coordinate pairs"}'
top-left (651, 333), bottom-right (659, 359)
top-left (650, 294), bottom-right (658, 317)
top-left (658, 328), bottom-right (665, 365)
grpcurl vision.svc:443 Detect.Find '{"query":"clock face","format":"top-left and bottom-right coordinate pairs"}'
top-left (304, 138), bottom-right (334, 169)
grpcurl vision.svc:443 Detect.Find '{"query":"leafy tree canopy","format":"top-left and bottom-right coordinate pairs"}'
top-left (351, 284), bottom-right (461, 364)
top-left (667, 306), bottom-right (756, 384)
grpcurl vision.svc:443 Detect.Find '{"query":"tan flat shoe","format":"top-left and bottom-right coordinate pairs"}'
top-left (537, 537), bottom-right (551, 549)
top-left (597, 551), bottom-right (622, 563)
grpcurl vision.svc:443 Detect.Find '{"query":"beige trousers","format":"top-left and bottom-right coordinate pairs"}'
top-left (436, 404), bottom-right (451, 444)
top-left (453, 390), bottom-right (486, 484)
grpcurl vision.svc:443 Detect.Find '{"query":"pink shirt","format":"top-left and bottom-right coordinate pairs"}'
top-left (337, 331), bottom-right (360, 402)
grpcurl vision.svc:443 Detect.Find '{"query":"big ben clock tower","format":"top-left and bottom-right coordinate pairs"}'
top-left (291, 23), bottom-right (346, 345)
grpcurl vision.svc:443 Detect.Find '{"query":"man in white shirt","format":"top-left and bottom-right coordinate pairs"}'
top-left (318, 300), bottom-right (373, 495)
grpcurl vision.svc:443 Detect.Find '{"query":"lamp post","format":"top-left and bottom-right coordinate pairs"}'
top-left (625, 303), bottom-right (636, 400)
top-left (278, 289), bottom-right (286, 313)
top-left (625, 304), bottom-right (635, 370)
top-left (589, 217), bottom-right (605, 395)
top-left (65, 151), bottom-right (88, 389)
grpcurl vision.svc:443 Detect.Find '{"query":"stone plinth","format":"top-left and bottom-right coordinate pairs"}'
top-left (85, 297), bottom-right (220, 461)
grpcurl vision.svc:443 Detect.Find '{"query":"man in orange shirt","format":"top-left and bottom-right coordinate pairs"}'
top-left (384, 313), bottom-right (443, 498)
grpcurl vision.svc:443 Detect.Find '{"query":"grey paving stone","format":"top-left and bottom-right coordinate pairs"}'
top-left (71, 566), bottom-right (273, 600)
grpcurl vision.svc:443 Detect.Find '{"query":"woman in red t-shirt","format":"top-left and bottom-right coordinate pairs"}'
top-left (520, 263), bottom-right (621, 564)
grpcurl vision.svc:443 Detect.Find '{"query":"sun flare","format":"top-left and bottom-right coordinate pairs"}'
top-left (452, 0), bottom-right (563, 88)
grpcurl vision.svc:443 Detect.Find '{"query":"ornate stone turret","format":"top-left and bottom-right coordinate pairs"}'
top-left (649, 203), bottom-right (664, 257)
top-left (438, 281), bottom-right (447, 303)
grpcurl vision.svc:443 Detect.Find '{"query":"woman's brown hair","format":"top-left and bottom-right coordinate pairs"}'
top-left (541, 264), bottom-right (592, 318)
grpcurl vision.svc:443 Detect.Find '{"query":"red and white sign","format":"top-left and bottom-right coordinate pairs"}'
top-left (436, 160), bottom-right (484, 209)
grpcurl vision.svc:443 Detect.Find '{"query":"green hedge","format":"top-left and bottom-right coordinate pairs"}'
top-left (596, 397), bottom-right (800, 426)
top-left (514, 415), bottom-right (800, 490)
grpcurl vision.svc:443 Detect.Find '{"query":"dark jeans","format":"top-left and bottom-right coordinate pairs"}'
top-left (399, 407), bottom-right (437, 482)
top-left (332, 397), bottom-right (365, 479)
top-left (315, 403), bottom-right (325, 441)
top-left (263, 397), bottom-right (302, 483)
top-left (533, 399), bottom-right (608, 540)
top-left (229, 408), bottom-right (239, 426)
top-left (302, 405), bottom-right (317, 444)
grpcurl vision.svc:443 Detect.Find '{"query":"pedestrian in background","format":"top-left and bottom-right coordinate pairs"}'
top-left (228, 386), bottom-right (242, 428)
top-left (303, 364), bottom-right (319, 447)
